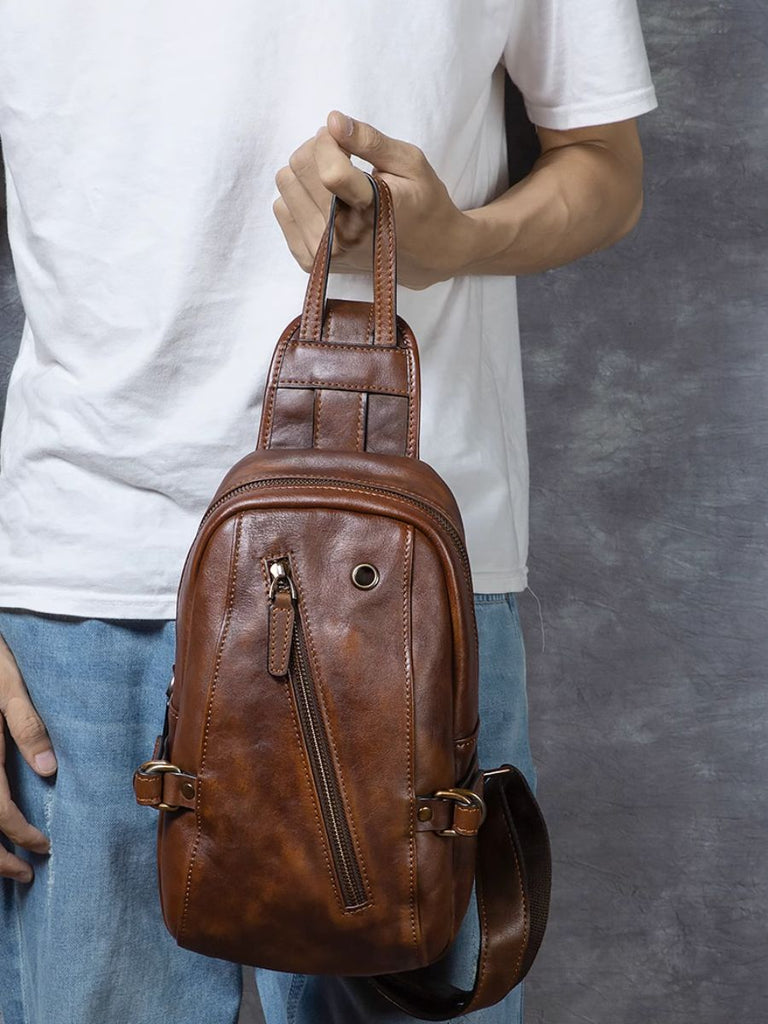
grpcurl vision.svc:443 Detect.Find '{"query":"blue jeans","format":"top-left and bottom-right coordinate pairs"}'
top-left (0, 594), bottom-right (535, 1024)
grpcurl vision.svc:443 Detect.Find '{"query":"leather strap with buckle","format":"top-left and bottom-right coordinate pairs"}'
top-left (133, 760), bottom-right (197, 812)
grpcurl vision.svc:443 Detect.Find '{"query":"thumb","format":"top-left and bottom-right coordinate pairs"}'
top-left (327, 110), bottom-right (425, 177)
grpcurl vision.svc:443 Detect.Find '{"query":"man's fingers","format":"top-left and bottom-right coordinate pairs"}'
top-left (274, 110), bottom-right (419, 273)
top-left (272, 194), bottom-right (314, 272)
top-left (274, 164), bottom-right (329, 254)
top-left (274, 133), bottom-right (372, 268)
top-left (0, 636), bottom-right (56, 777)
top-left (326, 110), bottom-right (428, 179)
top-left (0, 721), bottom-right (51, 856)
top-left (0, 846), bottom-right (34, 883)
top-left (0, 791), bottom-right (50, 854)
top-left (2, 693), bottom-right (57, 777)
top-left (287, 136), bottom-right (332, 211)
top-left (313, 124), bottom-right (373, 209)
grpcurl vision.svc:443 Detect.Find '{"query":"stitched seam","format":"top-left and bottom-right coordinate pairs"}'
top-left (179, 514), bottom-right (242, 942)
top-left (383, 186), bottom-right (395, 345)
top-left (281, 378), bottom-right (408, 396)
top-left (216, 481), bottom-right (473, 597)
top-left (278, 609), bottom-right (291, 671)
top-left (205, 482), bottom-right (473, 598)
top-left (270, 606), bottom-right (291, 674)
top-left (313, 226), bottom-right (328, 332)
top-left (501, 798), bottom-right (530, 982)
top-left (263, 336), bottom-right (293, 447)
top-left (356, 392), bottom-right (365, 452)
top-left (289, 555), bottom-right (374, 909)
top-left (288, 340), bottom-right (407, 354)
top-left (375, 186), bottom-right (385, 345)
top-left (313, 389), bottom-right (323, 448)
top-left (375, 179), bottom-right (395, 347)
top-left (401, 526), bottom-right (419, 953)
top-left (475, 869), bottom-right (492, 1000)
top-left (268, 608), bottom-right (279, 669)
top-left (309, 227), bottom-right (327, 339)
top-left (286, 973), bottom-right (309, 1024)
top-left (12, 872), bottom-right (30, 1024)
top-left (405, 346), bottom-right (416, 457)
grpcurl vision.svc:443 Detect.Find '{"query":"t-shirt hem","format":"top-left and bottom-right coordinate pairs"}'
top-left (0, 587), bottom-right (178, 621)
top-left (470, 567), bottom-right (528, 594)
top-left (524, 86), bottom-right (658, 130)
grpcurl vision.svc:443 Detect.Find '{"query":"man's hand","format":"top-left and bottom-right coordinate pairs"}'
top-left (274, 111), bottom-right (646, 284)
top-left (0, 635), bottom-right (56, 882)
top-left (273, 110), bottom-right (477, 290)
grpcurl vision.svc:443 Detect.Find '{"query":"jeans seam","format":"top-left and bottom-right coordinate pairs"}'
top-left (504, 592), bottom-right (523, 639)
top-left (13, 879), bottom-right (30, 1024)
top-left (286, 973), bottom-right (308, 1023)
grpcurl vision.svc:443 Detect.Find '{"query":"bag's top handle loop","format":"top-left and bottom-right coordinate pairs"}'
top-left (298, 171), bottom-right (398, 347)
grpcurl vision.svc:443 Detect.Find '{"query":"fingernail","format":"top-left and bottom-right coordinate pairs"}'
top-left (333, 111), bottom-right (354, 137)
top-left (16, 866), bottom-right (33, 883)
top-left (34, 750), bottom-right (57, 774)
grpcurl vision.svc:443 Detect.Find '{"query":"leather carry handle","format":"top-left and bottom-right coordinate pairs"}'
top-left (299, 170), bottom-right (398, 347)
top-left (372, 766), bottom-right (552, 1020)
top-left (257, 169), bottom-right (420, 458)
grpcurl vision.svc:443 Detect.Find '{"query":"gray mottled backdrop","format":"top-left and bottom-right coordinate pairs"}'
top-left (1, 3), bottom-right (765, 1023)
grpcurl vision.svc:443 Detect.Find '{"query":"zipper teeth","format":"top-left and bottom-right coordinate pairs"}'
top-left (201, 476), bottom-right (472, 589)
top-left (290, 611), bottom-right (368, 910)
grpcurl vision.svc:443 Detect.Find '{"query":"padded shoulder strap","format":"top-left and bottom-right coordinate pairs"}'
top-left (372, 766), bottom-right (551, 1021)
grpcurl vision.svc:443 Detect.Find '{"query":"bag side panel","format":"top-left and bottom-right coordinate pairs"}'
top-left (410, 530), bottom-right (479, 962)
top-left (158, 515), bottom-right (243, 938)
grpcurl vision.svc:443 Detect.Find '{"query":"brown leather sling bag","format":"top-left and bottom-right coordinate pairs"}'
top-left (134, 171), bottom-right (551, 1019)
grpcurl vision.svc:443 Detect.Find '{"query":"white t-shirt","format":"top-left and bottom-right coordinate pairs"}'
top-left (0, 1), bottom-right (657, 618)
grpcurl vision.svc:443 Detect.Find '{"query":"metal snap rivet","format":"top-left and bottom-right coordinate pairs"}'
top-left (351, 564), bottom-right (380, 590)
top-left (417, 806), bottom-right (433, 822)
top-left (181, 782), bottom-right (196, 800)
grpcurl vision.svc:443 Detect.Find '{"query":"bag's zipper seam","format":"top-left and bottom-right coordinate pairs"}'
top-left (269, 555), bottom-right (369, 912)
top-left (290, 611), bottom-right (369, 911)
top-left (201, 477), bottom-right (473, 593)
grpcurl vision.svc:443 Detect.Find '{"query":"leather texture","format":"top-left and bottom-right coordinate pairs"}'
top-left (133, 172), bottom-right (551, 1018)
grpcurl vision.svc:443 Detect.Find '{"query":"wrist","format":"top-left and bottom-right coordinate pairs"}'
top-left (425, 208), bottom-right (495, 284)
top-left (459, 203), bottom-right (522, 276)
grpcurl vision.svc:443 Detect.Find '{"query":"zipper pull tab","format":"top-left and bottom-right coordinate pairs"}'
top-left (268, 559), bottom-right (296, 678)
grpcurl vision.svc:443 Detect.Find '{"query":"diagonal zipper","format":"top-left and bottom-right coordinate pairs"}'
top-left (268, 557), bottom-right (368, 911)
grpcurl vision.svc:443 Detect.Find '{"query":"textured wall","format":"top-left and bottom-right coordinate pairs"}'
top-left (1, 3), bottom-right (765, 1022)
top-left (518, 3), bottom-right (767, 1022)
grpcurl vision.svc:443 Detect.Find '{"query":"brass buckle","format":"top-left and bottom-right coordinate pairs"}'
top-left (433, 787), bottom-right (487, 836)
top-left (138, 760), bottom-right (184, 812)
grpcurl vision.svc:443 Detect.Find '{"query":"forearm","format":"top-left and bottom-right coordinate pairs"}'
top-left (457, 137), bottom-right (644, 277)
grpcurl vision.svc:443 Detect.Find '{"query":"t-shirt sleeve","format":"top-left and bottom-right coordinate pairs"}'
top-left (502, 0), bottom-right (658, 130)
